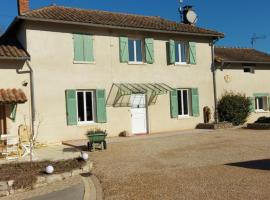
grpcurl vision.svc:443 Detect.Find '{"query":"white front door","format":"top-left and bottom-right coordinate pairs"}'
top-left (130, 94), bottom-right (147, 134)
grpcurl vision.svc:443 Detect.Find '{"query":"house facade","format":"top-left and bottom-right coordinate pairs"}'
top-left (215, 47), bottom-right (270, 123)
top-left (0, 1), bottom-right (224, 143)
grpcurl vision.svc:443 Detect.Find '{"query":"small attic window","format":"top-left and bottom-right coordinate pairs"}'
top-left (243, 66), bottom-right (254, 73)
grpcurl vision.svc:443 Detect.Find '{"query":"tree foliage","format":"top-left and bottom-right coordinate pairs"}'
top-left (218, 91), bottom-right (251, 125)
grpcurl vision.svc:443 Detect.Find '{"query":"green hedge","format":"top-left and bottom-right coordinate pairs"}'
top-left (218, 92), bottom-right (251, 125)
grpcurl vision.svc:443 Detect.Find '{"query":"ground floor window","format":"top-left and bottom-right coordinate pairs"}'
top-left (77, 91), bottom-right (95, 123)
top-left (255, 96), bottom-right (269, 111)
top-left (177, 89), bottom-right (190, 117)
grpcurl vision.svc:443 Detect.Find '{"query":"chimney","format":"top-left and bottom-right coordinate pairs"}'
top-left (17, 0), bottom-right (30, 15)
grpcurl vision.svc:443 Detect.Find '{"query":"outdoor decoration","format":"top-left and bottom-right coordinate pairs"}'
top-left (81, 152), bottom-right (89, 161)
top-left (46, 165), bottom-right (54, 174)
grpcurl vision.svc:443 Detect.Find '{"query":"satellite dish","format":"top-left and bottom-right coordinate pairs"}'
top-left (186, 10), bottom-right (198, 24)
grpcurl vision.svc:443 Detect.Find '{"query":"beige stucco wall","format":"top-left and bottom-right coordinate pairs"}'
top-left (6, 21), bottom-right (215, 143)
top-left (216, 64), bottom-right (270, 123)
top-left (0, 60), bottom-right (31, 136)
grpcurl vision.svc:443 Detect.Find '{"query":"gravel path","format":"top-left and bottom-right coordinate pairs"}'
top-left (91, 129), bottom-right (270, 200)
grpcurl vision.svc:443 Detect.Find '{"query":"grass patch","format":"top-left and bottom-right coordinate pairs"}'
top-left (0, 157), bottom-right (86, 190)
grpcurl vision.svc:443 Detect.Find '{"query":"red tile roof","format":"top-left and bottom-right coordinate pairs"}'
top-left (0, 36), bottom-right (30, 60)
top-left (0, 89), bottom-right (27, 104)
top-left (21, 6), bottom-right (224, 38)
top-left (215, 47), bottom-right (270, 64)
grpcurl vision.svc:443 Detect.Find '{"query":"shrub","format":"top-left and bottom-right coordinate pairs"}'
top-left (255, 116), bottom-right (270, 123)
top-left (217, 92), bottom-right (251, 125)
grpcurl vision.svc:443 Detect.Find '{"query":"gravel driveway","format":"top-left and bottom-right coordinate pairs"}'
top-left (91, 129), bottom-right (270, 200)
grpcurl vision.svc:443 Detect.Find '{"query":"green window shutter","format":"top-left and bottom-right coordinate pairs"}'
top-left (73, 34), bottom-right (84, 61)
top-left (10, 104), bottom-right (17, 122)
top-left (248, 97), bottom-right (255, 112)
top-left (96, 89), bottom-right (107, 123)
top-left (84, 35), bottom-right (94, 62)
top-left (119, 37), bottom-right (129, 63)
top-left (189, 42), bottom-right (197, 64)
top-left (66, 90), bottom-right (78, 125)
top-left (191, 88), bottom-right (200, 117)
top-left (145, 38), bottom-right (154, 64)
top-left (169, 39), bottom-right (175, 64)
top-left (170, 89), bottom-right (178, 118)
top-left (268, 97), bottom-right (270, 111)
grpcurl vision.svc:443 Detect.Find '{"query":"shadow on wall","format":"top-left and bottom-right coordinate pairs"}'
top-left (225, 159), bottom-right (270, 171)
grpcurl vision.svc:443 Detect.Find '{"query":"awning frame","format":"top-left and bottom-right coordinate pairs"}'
top-left (107, 83), bottom-right (174, 107)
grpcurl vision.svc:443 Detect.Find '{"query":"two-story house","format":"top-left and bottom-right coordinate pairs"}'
top-left (0, 0), bottom-right (223, 143)
top-left (215, 47), bottom-right (270, 123)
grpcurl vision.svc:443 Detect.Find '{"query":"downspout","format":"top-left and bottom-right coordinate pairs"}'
top-left (211, 38), bottom-right (219, 124)
top-left (16, 60), bottom-right (35, 136)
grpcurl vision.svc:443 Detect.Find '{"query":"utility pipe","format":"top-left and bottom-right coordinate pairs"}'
top-left (211, 39), bottom-right (219, 124)
top-left (16, 60), bottom-right (35, 136)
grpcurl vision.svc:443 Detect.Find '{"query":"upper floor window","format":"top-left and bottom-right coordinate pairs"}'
top-left (168, 40), bottom-right (196, 65)
top-left (73, 34), bottom-right (94, 63)
top-left (243, 66), bottom-right (254, 73)
top-left (128, 39), bottom-right (143, 63)
top-left (175, 42), bottom-right (188, 64)
top-left (119, 37), bottom-right (154, 64)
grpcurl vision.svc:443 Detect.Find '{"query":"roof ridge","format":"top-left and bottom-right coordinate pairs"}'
top-left (29, 5), bottom-right (162, 19)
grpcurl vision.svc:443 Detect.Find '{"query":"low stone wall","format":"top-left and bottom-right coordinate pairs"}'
top-left (0, 161), bottom-right (93, 197)
top-left (247, 123), bottom-right (270, 130)
top-left (196, 122), bottom-right (233, 130)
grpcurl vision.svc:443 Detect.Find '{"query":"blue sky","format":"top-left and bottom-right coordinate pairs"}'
top-left (0, 0), bottom-right (269, 53)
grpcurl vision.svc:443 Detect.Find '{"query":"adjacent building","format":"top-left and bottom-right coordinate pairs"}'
top-left (215, 47), bottom-right (270, 122)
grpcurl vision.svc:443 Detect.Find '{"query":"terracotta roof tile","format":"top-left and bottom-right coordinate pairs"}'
top-left (0, 36), bottom-right (29, 60)
top-left (22, 6), bottom-right (224, 37)
top-left (0, 89), bottom-right (27, 104)
top-left (215, 47), bottom-right (270, 63)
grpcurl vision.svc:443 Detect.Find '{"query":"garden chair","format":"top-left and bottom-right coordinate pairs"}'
top-left (0, 134), bottom-right (19, 160)
top-left (18, 125), bottom-right (33, 158)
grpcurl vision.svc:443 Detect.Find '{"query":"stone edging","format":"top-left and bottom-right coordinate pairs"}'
top-left (0, 161), bottom-right (93, 197)
top-left (196, 122), bottom-right (233, 129)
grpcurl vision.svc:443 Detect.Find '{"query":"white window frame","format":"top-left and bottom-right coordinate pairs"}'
top-left (128, 39), bottom-right (143, 64)
top-left (255, 96), bottom-right (269, 112)
top-left (76, 90), bottom-right (95, 124)
top-left (177, 89), bottom-right (190, 117)
top-left (243, 66), bottom-right (254, 73)
top-left (175, 42), bottom-right (187, 65)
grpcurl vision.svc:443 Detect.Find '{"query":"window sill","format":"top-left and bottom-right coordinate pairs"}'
top-left (174, 63), bottom-right (191, 67)
top-left (255, 110), bottom-right (269, 113)
top-left (73, 61), bottom-right (96, 65)
top-left (178, 115), bottom-right (191, 120)
top-left (128, 62), bottom-right (146, 65)
top-left (77, 122), bottom-right (96, 126)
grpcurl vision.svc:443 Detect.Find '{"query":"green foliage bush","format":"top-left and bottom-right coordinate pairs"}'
top-left (217, 92), bottom-right (251, 125)
top-left (255, 116), bottom-right (270, 123)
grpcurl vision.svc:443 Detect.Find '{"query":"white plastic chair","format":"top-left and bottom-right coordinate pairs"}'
top-left (18, 125), bottom-right (34, 158)
top-left (0, 135), bottom-right (19, 160)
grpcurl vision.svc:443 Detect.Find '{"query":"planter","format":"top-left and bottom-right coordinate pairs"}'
top-left (247, 123), bottom-right (270, 130)
top-left (196, 122), bottom-right (233, 130)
